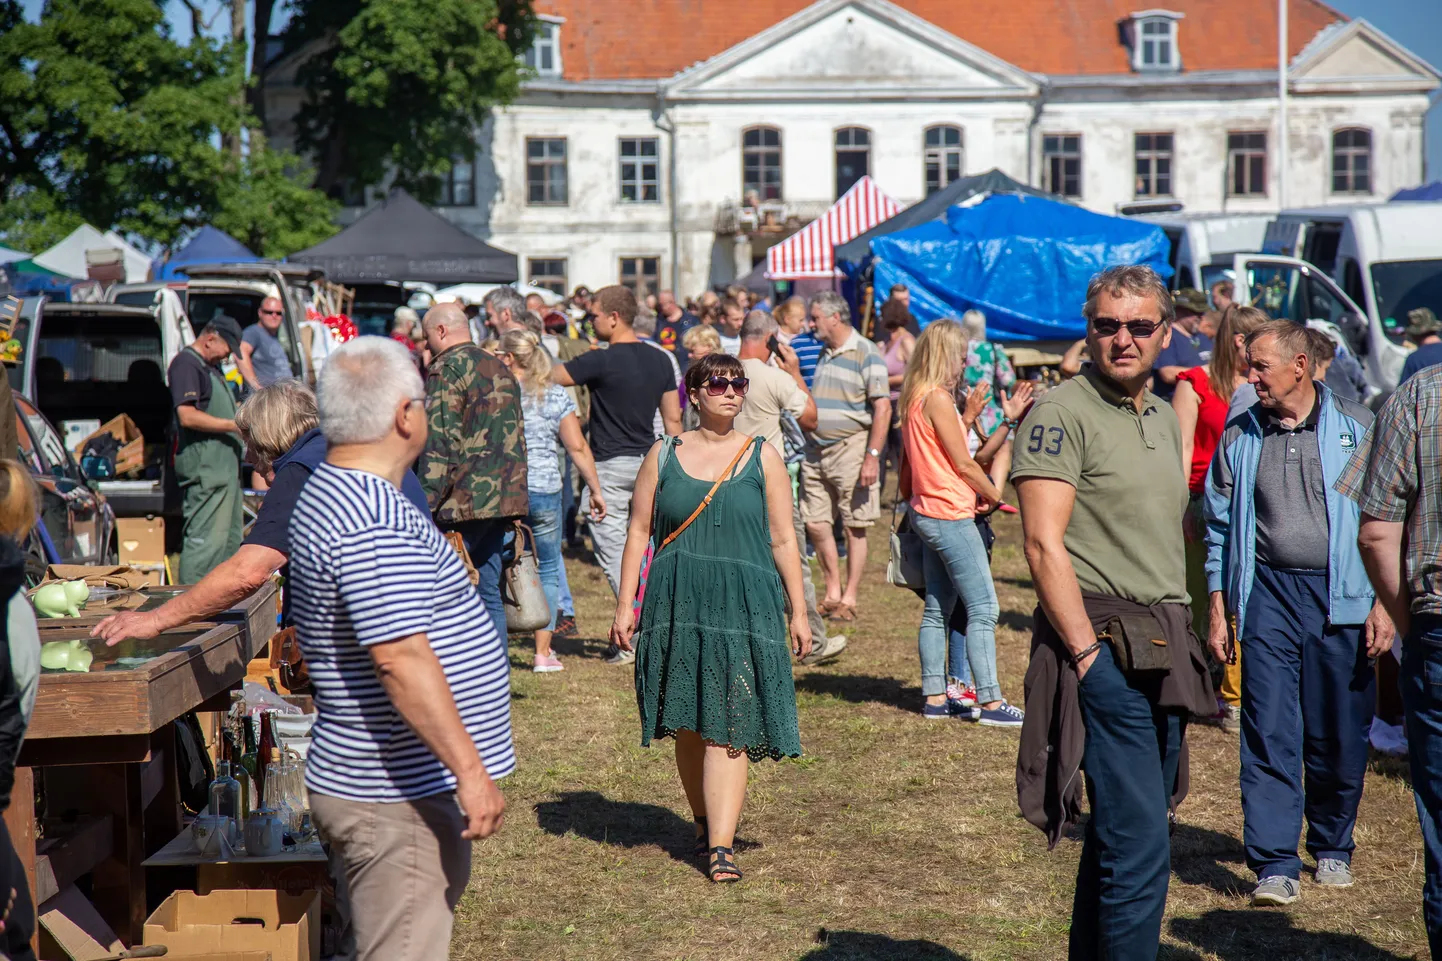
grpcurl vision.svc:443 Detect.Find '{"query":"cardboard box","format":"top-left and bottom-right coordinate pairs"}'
top-left (80, 414), bottom-right (144, 476)
top-left (143, 890), bottom-right (318, 961)
top-left (162, 954), bottom-right (272, 961)
top-left (115, 516), bottom-right (166, 586)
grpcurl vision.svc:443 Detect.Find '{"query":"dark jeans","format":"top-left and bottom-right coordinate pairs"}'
top-left (0, 818), bottom-right (35, 961)
top-left (1402, 614), bottom-right (1442, 960)
top-left (1071, 642), bottom-right (1184, 961)
top-left (1240, 564), bottom-right (1374, 880)
top-left (442, 518), bottom-right (509, 637)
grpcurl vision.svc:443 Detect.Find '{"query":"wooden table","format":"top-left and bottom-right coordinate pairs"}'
top-left (7, 581), bottom-right (278, 947)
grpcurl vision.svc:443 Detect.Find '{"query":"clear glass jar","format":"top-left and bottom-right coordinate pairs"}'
top-left (208, 761), bottom-right (245, 846)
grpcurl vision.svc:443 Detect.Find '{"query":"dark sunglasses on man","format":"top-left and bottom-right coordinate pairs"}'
top-left (704, 376), bottom-right (750, 397)
top-left (1090, 317), bottom-right (1164, 339)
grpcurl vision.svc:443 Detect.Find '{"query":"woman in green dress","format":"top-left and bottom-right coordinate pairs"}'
top-left (610, 352), bottom-right (812, 883)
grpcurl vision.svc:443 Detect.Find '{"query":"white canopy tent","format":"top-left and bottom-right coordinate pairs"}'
top-left (31, 224), bottom-right (151, 282)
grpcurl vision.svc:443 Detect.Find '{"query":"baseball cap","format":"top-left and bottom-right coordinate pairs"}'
top-left (1172, 288), bottom-right (1208, 315)
top-left (1406, 307), bottom-right (1441, 339)
top-left (205, 313), bottom-right (243, 355)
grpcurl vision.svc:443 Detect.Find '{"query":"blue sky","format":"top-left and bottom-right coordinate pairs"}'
top-left (17, 0), bottom-right (1442, 184)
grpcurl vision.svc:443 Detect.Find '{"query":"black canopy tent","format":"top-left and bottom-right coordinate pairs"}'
top-left (291, 188), bottom-right (518, 284)
top-left (834, 169), bottom-right (1054, 271)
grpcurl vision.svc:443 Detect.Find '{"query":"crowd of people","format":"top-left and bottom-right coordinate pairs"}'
top-left (7, 261), bottom-right (1422, 961)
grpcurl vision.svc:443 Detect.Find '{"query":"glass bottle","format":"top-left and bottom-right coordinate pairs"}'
top-left (208, 760), bottom-right (244, 846)
top-left (256, 710), bottom-right (276, 807)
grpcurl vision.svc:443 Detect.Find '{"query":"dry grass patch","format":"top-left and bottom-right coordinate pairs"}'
top-left (451, 514), bottom-right (1430, 960)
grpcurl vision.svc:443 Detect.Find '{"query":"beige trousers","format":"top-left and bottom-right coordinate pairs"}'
top-left (311, 791), bottom-right (472, 961)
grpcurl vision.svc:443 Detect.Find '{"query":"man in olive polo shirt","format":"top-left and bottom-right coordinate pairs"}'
top-left (1013, 265), bottom-right (1213, 961)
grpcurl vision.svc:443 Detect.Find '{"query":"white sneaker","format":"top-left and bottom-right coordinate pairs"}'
top-left (801, 634), bottom-right (847, 665)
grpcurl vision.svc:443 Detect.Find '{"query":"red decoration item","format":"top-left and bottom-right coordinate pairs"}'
top-left (321, 314), bottom-right (357, 343)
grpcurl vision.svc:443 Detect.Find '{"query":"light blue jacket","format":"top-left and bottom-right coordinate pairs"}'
top-left (1202, 382), bottom-right (1374, 640)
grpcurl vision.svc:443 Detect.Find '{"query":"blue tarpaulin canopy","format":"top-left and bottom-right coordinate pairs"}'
top-left (870, 194), bottom-right (1173, 341)
top-left (1391, 182), bottom-right (1442, 202)
top-left (157, 226), bottom-right (257, 279)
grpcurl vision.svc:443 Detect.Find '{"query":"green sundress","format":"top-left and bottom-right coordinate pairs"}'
top-left (634, 436), bottom-right (803, 760)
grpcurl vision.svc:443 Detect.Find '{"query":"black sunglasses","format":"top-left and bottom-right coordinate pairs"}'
top-left (1091, 317), bottom-right (1164, 339)
top-left (704, 376), bottom-right (750, 396)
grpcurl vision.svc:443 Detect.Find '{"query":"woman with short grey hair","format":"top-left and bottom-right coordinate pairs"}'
top-left (959, 308), bottom-right (1019, 499)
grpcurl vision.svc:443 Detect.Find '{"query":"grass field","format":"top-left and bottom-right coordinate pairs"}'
top-left (451, 510), bottom-right (1431, 960)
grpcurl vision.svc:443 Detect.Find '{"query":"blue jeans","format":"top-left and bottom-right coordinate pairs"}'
top-left (1239, 565), bottom-right (1374, 880)
top-left (1403, 614), bottom-right (1442, 959)
top-left (1072, 642), bottom-right (1184, 961)
top-left (527, 489), bottom-right (564, 632)
top-left (912, 510), bottom-right (1000, 701)
top-left (442, 518), bottom-right (509, 638)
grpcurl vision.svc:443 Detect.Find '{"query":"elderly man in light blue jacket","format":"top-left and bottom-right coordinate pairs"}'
top-left (1204, 320), bottom-right (1394, 907)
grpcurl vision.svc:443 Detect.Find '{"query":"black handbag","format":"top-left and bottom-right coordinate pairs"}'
top-left (1098, 612), bottom-right (1172, 678)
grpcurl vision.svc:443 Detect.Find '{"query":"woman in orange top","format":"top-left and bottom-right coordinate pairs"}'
top-left (899, 319), bottom-right (1022, 726)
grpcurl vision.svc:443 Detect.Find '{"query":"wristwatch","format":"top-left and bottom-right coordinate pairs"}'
top-left (867, 447), bottom-right (881, 458)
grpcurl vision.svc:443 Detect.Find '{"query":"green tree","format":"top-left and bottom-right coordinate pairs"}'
top-left (0, 0), bottom-right (336, 254)
top-left (281, 0), bottom-right (535, 200)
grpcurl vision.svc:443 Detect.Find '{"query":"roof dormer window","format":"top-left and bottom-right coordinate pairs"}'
top-left (1130, 11), bottom-right (1182, 73)
top-left (524, 17), bottom-right (563, 78)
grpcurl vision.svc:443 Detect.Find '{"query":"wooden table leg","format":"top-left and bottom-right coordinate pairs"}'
top-left (88, 765), bottom-right (144, 944)
top-left (3, 766), bottom-right (37, 956)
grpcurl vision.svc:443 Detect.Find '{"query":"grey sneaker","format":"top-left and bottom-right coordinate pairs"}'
top-left (801, 634), bottom-right (847, 666)
top-left (1315, 858), bottom-right (1354, 887)
top-left (1252, 875), bottom-right (1301, 906)
top-left (602, 644), bottom-right (635, 665)
top-left (1221, 704), bottom-right (1241, 734)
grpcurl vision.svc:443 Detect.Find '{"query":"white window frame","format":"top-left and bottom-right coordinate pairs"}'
top-left (524, 16), bottom-right (563, 78)
top-left (1130, 10), bottom-right (1182, 72)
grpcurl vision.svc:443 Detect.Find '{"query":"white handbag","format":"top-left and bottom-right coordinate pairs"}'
top-left (503, 522), bottom-right (552, 632)
top-left (886, 502), bottom-right (926, 591)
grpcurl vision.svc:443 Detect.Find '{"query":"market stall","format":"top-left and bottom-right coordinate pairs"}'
top-left (4, 579), bottom-right (279, 952)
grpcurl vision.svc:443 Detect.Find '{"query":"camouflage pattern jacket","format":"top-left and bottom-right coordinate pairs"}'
top-left (419, 343), bottom-right (529, 524)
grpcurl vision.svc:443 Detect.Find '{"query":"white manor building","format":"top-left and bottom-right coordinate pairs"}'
top-left (266, 0), bottom-right (1440, 299)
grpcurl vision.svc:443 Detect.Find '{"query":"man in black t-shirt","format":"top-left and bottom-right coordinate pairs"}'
top-left (554, 286), bottom-right (680, 662)
top-left (656, 289), bottom-right (699, 370)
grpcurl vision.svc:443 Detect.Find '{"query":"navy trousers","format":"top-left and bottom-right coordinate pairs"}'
top-left (1402, 614), bottom-right (1442, 959)
top-left (1239, 564), bottom-right (1374, 880)
top-left (1071, 642), bottom-right (1184, 961)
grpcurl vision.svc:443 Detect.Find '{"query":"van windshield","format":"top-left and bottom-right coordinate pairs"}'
top-left (1371, 260), bottom-right (1442, 341)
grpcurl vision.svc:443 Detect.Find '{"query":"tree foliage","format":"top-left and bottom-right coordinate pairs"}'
top-left (282, 0), bottom-right (535, 201)
top-left (0, 0), bottom-right (337, 255)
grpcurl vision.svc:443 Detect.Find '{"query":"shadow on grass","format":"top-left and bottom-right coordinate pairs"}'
top-left (799, 929), bottom-right (971, 960)
top-left (1368, 751), bottom-right (1412, 785)
top-left (998, 609), bottom-right (1035, 634)
top-left (794, 673), bottom-right (920, 712)
top-left (1171, 909), bottom-right (1412, 960)
top-left (994, 575), bottom-right (1035, 591)
top-left (1170, 823), bottom-right (1252, 897)
top-left (534, 790), bottom-right (758, 874)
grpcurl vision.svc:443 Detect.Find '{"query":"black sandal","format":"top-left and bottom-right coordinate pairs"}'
top-left (693, 816), bottom-right (709, 860)
top-left (708, 846), bottom-right (742, 883)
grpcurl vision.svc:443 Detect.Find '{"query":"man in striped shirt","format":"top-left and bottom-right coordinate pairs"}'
top-left (801, 291), bottom-right (891, 621)
top-left (777, 296), bottom-right (823, 387)
top-left (289, 337), bottom-right (513, 961)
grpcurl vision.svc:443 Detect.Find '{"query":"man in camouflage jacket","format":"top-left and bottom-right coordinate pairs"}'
top-left (420, 302), bottom-right (528, 635)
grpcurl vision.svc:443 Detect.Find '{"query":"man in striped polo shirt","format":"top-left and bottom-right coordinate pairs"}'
top-left (290, 337), bottom-right (513, 961)
top-left (801, 291), bottom-right (891, 622)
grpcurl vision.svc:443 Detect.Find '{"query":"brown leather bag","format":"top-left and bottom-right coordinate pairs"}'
top-left (444, 530), bottom-right (481, 586)
top-left (268, 627), bottom-right (312, 693)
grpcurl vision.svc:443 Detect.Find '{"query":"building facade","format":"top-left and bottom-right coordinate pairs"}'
top-left (265, 0), bottom-right (1440, 298)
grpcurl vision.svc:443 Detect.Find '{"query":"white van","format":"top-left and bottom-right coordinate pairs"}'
top-left (1129, 212), bottom-right (1272, 294)
top-left (1258, 203), bottom-right (1442, 389)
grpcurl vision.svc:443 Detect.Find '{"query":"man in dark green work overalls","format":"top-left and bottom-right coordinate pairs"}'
top-left (168, 315), bottom-right (245, 583)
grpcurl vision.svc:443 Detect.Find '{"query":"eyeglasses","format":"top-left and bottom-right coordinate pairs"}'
top-left (1091, 317), bottom-right (1163, 339)
top-left (704, 376), bottom-right (749, 396)
top-left (258, 309), bottom-right (282, 317)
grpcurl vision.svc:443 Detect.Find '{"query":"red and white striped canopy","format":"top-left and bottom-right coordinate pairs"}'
top-left (765, 176), bottom-right (902, 280)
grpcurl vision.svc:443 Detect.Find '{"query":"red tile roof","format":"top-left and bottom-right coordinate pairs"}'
top-left (538, 0), bottom-right (1342, 81)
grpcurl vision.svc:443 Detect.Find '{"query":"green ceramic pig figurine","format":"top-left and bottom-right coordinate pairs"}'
top-left (62, 580), bottom-right (88, 610)
top-left (39, 639), bottom-right (93, 672)
top-left (32, 582), bottom-right (78, 618)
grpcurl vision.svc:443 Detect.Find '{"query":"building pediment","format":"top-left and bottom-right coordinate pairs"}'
top-left (663, 0), bottom-right (1039, 102)
top-left (1289, 19), bottom-right (1440, 94)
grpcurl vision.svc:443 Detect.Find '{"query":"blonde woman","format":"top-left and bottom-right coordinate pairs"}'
top-left (497, 330), bottom-right (606, 672)
top-left (680, 326), bottom-right (724, 431)
top-left (898, 319), bottom-right (1021, 726)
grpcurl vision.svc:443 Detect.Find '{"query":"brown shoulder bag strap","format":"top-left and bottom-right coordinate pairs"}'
top-left (658, 436), bottom-right (755, 551)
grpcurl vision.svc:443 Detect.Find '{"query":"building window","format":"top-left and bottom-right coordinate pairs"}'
top-left (1133, 132), bottom-right (1173, 198)
top-left (528, 258), bottom-right (567, 297)
top-left (438, 156), bottom-right (474, 206)
top-left (1131, 14), bottom-right (1180, 72)
top-left (1042, 134), bottom-right (1082, 198)
top-left (619, 137), bottom-right (660, 203)
top-left (1332, 128), bottom-right (1372, 195)
top-left (526, 138), bottom-right (567, 205)
top-left (1227, 131), bottom-right (1267, 197)
top-left (924, 125), bottom-right (964, 195)
top-left (619, 256), bottom-right (660, 298)
top-left (523, 20), bottom-right (562, 78)
top-left (834, 127), bottom-right (871, 198)
top-left (742, 126), bottom-right (782, 203)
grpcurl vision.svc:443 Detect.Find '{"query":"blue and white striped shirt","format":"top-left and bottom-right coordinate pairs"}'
top-left (288, 463), bottom-right (515, 802)
top-left (787, 331), bottom-right (825, 389)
